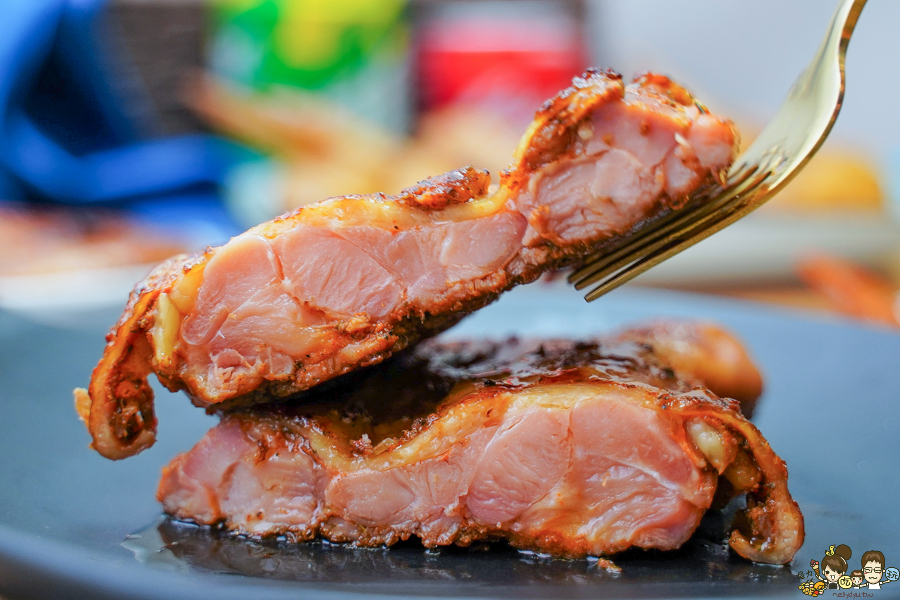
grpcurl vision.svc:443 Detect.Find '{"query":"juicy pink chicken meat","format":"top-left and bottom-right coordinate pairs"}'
top-left (158, 322), bottom-right (802, 565)
top-left (75, 70), bottom-right (738, 459)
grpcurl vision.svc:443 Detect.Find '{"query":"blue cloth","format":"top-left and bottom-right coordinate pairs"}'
top-left (0, 0), bottom-right (240, 231)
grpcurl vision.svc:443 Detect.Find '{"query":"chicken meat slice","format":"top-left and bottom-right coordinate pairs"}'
top-left (158, 321), bottom-right (801, 564)
top-left (75, 70), bottom-right (738, 459)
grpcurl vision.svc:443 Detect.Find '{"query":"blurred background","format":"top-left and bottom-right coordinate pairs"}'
top-left (2, 0), bottom-right (899, 330)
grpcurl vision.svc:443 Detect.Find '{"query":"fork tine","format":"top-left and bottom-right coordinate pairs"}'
top-left (570, 164), bottom-right (766, 290)
top-left (575, 194), bottom-right (754, 294)
top-left (568, 200), bottom-right (709, 286)
top-left (581, 159), bottom-right (782, 301)
top-left (566, 179), bottom-right (729, 283)
top-left (569, 164), bottom-right (762, 288)
top-left (576, 0), bottom-right (867, 302)
top-left (583, 248), bottom-right (672, 302)
top-left (583, 209), bottom-right (741, 301)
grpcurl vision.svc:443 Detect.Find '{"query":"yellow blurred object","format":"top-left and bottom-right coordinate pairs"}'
top-left (187, 74), bottom-right (522, 213)
top-left (768, 151), bottom-right (884, 212)
top-left (274, 0), bottom-right (406, 71)
top-left (415, 105), bottom-right (523, 178)
top-left (734, 122), bottom-right (883, 214)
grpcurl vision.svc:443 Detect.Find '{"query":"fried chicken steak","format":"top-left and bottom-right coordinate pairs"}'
top-left (158, 321), bottom-right (802, 565)
top-left (76, 70), bottom-right (738, 460)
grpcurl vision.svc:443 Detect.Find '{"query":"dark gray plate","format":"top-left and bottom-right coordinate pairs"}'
top-left (1, 286), bottom-right (898, 600)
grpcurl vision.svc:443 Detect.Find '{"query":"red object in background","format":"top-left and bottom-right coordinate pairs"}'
top-left (415, 2), bottom-right (589, 125)
top-left (796, 253), bottom-right (900, 327)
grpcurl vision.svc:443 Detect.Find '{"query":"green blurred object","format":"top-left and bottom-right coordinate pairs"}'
top-left (209, 0), bottom-right (409, 131)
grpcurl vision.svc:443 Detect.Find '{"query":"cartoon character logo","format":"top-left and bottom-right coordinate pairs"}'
top-left (799, 545), bottom-right (899, 594)
top-left (799, 580), bottom-right (826, 596)
top-left (860, 550), bottom-right (899, 590)
top-left (810, 544), bottom-right (852, 590)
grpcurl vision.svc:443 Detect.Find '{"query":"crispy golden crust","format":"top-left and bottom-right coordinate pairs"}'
top-left (75, 255), bottom-right (199, 459)
top-left (78, 70), bottom-right (736, 459)
top-left (505, 69), bottom-right (625, 184)
top-left (671, 399), bottom-right (804, 566)
top-left (395, 166), bottom-right (492, 210)
top-left (610, 320), bottom-right (764, 415)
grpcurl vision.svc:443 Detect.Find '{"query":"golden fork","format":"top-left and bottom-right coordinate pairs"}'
top-left (569, 0), bottom-right (867, 302)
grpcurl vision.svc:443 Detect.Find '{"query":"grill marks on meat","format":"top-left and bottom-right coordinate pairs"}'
top-left (76, 69), bottom-right (738, 459)
top-left (158, 323), bottom-right (802, 564)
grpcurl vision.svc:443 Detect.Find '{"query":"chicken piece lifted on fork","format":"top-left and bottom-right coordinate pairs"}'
top-left (75, 70), bottom-right (738, 460)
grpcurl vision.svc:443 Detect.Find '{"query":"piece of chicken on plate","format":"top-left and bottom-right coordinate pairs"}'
top-left (158, 321), bottom-right (801, 565)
